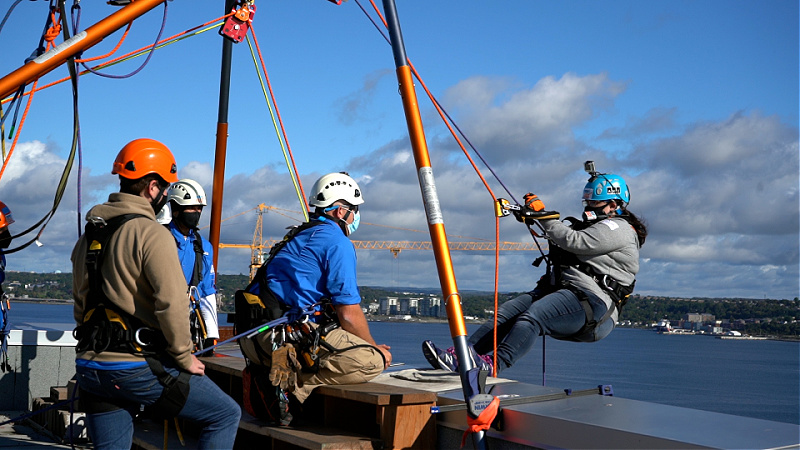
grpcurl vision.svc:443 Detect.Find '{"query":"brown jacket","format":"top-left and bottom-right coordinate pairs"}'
top-left (72, 193), bottom-right (193, 369)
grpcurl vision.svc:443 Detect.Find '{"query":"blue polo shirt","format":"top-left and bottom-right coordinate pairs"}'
top-left (265, 217), bottom-right (360, 320)
top-left (168, 221), bottom-right (216, 298)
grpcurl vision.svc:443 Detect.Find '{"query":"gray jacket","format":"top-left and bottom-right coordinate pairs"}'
top-left (541, 216), bottom-right (640, 322)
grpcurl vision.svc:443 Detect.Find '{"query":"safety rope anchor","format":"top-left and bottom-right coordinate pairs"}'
top-left (219, 2), bottom-right (255, 43)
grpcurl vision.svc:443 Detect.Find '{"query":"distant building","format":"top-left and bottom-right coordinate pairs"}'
top-left (379, 297), bottom-right (399, 315)
top-left (685, 313), bottom-right (715, 323)
top-left (418, 296), bottom-right (442, 317)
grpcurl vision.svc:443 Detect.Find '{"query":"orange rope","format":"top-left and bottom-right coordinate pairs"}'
top-left (0, 9), bottom-right (67, 183)
top-left (368, 0), bottom-right (502, 372)
top-left (248, 23), bottom-right (308, 213)
top-left (2, 12), bottom-right (234, 105)
top-left (43, 11), bottom-right (62, 43)
top-left (460, 396), bottom-right (500, 447)
top-left (0, 78), bottom-right (39, 184)
top-left (75, 23), bottom-right (132, 63)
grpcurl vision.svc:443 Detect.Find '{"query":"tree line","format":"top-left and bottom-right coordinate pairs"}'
top-left (5, 272), bottom-right (798, 336)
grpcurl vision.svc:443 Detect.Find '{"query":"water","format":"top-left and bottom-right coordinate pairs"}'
top-left (8, 303), bottom-right (799, 425)
top-left (369, 322), bottom-right (800, 426)
top-left (6, 302), bottom-right (75, 331)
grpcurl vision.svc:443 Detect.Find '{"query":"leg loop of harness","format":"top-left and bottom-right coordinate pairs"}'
top-left (78, 386), bottom-right (130, 414)
top-left (143, 357), bottom-right (191, 420)
top-left (561, 285), bottom-right (617, 343)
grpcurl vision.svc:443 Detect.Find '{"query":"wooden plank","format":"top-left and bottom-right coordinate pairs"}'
top-left (201, 355), bottom-right (246, 377)
top-left (203, 356), bottom-right (436, 406)
top-left (378, 403), bottom-right (436, 450)
top-left (315, 383), bottom-right (436, 406)
top-left (238, 412), bottom-right (380, 450)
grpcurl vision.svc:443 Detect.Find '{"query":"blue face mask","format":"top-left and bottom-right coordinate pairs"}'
top-left (346, 211), bottom-right (360, 236)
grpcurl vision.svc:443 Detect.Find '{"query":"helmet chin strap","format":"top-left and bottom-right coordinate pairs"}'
top-left (337, 208), bottom-right (353, 236)
top-left (323, 205), bottom-right (352, 235)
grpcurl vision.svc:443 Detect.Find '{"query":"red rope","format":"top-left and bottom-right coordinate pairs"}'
top-left (367, 0), bottom-right (502, 372)
top-left (248, 23), bottom-right (308, 213)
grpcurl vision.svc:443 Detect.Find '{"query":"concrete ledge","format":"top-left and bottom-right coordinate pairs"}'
top-left (436, 382), bottom-right (800, 449)
top-left (8, 329), bottom-right (77, 347)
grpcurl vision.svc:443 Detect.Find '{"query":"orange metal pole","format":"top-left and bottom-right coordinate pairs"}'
top-left (395, 64), bottom-right (467, 338)
top-left (210, 122), bottom-right (228, 271)
top-left (383, 2), bottom-right (486, 447)
top-left (0, 0), bottom-right (166, 101)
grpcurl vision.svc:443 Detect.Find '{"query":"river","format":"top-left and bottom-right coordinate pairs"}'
top-left (7, 302), bottom-right (799, 425)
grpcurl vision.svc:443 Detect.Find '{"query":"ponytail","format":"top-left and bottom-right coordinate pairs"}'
top-left (619, 208), bottom-right (648, 247)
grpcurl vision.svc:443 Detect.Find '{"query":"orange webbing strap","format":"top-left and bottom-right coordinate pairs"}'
top-left (460, 396), bottom-right (500, 448)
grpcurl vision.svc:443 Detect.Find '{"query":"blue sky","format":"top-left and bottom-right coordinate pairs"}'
top-left (0, 0), bottom-right (797, 299)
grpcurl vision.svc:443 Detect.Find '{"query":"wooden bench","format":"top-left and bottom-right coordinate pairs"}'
top-left (201, 355), bottom-right (438, 449)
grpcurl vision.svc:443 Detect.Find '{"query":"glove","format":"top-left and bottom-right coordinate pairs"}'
top-left (522, 193), bottom-right (546, 211)
top-left (269, 344), bottom-right (302, 391)
top-left (512, 207), bottom-right (560, 224)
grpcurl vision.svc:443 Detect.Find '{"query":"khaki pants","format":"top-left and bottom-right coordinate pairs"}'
top-left (254, 325), bottom-right (385, 403)
top-left (294, 327), bottom-right (384, 402)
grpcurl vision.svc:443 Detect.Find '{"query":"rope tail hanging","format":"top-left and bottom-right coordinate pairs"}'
top-left (0, 5), bottom-right (78, 253)
top-left (247, 24), bottom-right (309, 221)
top-left (0, 4), bottom-right (236, 247)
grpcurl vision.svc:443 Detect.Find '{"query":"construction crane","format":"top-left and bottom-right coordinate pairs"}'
top-left (217, 204), bottom-right (546, 279)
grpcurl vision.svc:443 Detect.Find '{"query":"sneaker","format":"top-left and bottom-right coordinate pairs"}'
top-left (422, 340), bottom-right (493, 373)
top-left (470, 347), bottom-right (494, 373)
top-left (422, 340), bottom-right (458, 371)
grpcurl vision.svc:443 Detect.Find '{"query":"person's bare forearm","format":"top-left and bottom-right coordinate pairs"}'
top-left (336, 304), bottom-right (377, 344)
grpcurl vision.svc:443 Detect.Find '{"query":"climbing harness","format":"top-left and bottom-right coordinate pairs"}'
top-left (234, 218), bottom-right (388, 424)
top-left (523, 215), bottom-right (636, 342)
top-left (73, 213), bottom-right (191, 420)
top-left (73, 214), bottom-right (165, 355)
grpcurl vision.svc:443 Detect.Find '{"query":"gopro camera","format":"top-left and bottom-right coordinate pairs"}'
top-left (584, 161), bottom-right (596, 174)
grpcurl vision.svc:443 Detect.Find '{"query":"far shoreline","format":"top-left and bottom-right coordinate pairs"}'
top-left (12, 298), bottom-right (799, 342)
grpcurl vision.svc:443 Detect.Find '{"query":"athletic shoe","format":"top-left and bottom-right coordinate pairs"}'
top-left (471, 348), bottom-right (494, 373)
top-left (422, 340), bottom-right (493, 373)
top-left (422, 340), bottom-right (458, 371)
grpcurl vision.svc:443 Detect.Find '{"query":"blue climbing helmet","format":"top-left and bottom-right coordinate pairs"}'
top-left (582, 173), bottom-right (630, 206)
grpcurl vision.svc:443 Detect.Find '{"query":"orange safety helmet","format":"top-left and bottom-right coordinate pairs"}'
top-left (111, 138), bottom-right (179, 183)
top-left (0, 201), bottom-right (13, 229)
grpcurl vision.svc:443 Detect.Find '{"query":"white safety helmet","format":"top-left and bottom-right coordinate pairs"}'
top-left (308, 172), bottom-right (364, 208)
top-left (168, 179), bottom-right (207, 207)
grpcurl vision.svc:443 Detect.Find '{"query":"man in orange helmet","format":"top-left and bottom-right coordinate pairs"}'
top-left (71, 138), bottom-right (240, 449)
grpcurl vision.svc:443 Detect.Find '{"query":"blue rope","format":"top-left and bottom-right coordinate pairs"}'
top-left (79, 1), bottom-right (168, 79)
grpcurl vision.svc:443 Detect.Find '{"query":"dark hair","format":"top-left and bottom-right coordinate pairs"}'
top-left (619, 208), bottom-right (648, 247)
top-left (119, 174), bottom-right (167, 195)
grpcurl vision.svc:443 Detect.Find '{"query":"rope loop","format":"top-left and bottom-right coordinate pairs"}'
top-left (44, 11), bottom-right (61, 44)
top-left (460, 396), bottom-right (500, 447)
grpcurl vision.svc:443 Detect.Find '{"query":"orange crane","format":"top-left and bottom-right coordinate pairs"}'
top-left (217, 204), bottom-right (545, 279)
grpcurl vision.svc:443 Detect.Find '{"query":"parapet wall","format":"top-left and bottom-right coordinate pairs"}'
top-left (1, 330), bottom-right (78, 410)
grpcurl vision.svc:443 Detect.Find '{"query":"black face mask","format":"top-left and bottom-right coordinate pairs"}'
top-left (151, 185), bottom-right (169, 215)
top-left (0, 229), bottom-right (11, 249)
top-left (177, 211), bottom-right (202, 229)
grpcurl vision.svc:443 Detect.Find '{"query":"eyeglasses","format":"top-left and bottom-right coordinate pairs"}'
top-left (345, 204), bottom-right (359, 213)
top-left (584, 200), bottom-right (609, 208)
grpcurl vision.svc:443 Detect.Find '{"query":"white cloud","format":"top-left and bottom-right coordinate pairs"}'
top-left (3, 73), bottom-right (798, 300)
top-left (442, 73), bottom-right (628, 162)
